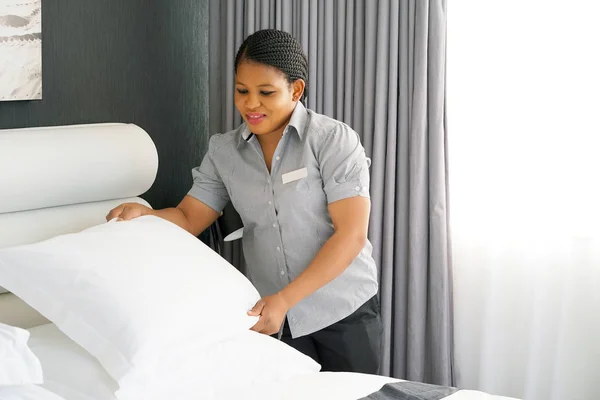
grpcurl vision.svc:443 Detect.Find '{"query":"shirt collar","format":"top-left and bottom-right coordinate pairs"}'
top-left (241, 101), bottom-right (308, 141)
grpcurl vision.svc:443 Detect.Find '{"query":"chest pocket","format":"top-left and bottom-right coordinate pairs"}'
top-left (278, 166), bottom-right (325, 211)
top-left (295, 177), bottom-right (310, 193)
top-left (294, 175), bottom-right (321, 195)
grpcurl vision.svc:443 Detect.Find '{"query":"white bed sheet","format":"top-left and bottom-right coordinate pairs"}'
top-left (235, 371), bottom-right (400, 399)
top-left (28, 324), bottom-right (519, 400)
top-left (228, 372), bottom-right (521, 400)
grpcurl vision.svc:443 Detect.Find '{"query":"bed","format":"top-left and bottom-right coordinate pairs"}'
top-left (0, 123), bottom-right (519, 400)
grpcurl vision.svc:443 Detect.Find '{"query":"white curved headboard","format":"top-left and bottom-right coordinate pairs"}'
top-left (0, 123), bottom-right (159, 328)
top-left (0, 122), bottom-right (157, 214)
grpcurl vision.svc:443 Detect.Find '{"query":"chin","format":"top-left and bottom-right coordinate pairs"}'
top-left (247, 125), bottom-right (272, 136)
top-left (253, 128), bottom-right (271, 136)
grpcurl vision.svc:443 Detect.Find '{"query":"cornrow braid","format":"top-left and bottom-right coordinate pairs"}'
top-left (235, 29), bottom-right (309, 102)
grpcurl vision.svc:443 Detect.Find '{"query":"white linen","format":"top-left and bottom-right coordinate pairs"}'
top-left (248, 372), bottom-right (400, 400)
top-left (232, 372), bottom-right (521, 400)
top-left (0, 385), bottom-right (65, 400)
top-left (0, 216), bottom-right (261, 392)
top-left (0, 322), bottom-right (43, 386)
top-left (27, 324), bottom-right (118, 400)
top-left (116, 329), bottom-right (321, 400)
top-left (444, 392), bottom-right (520, 400)
top-left (28, 323), bottom-right (319, 400)
top-left (27, 323), bottom-right (519, 400)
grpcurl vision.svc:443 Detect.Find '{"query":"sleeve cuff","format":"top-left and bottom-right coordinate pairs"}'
top-left (187, 186), bottom-right (229, 213)
top-left (325, 181), bottom-right (370, 204)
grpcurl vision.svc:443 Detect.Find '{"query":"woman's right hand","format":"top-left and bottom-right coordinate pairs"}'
top-left (104, 196), bottom-right (221, 236)
top-left (105, 202), bottom-right (152, 222)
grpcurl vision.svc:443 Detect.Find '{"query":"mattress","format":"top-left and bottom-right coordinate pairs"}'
top-left (226, 373), bottom-right (520, 400)
top-left (27, 324), bottom-right (519, 400)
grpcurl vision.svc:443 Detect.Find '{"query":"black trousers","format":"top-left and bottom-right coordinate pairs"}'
top-left (278, 295), bottom-right (382, 375)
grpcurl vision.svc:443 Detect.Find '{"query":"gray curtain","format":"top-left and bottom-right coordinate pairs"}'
top-left (207, 0), bottom-right (452, 385)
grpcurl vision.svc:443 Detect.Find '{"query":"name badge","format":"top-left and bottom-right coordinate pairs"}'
top-left (282, 167), bottom-right (308, 184)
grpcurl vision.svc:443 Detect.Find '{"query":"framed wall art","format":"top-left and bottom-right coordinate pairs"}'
top-left (0, 0), bottom-right (41, 101)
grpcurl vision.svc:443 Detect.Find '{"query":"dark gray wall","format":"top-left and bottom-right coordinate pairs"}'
top-left (0, 0), bottom-right (210, 210)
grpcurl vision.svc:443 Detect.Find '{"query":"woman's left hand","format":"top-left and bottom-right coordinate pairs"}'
top-left (248, 292), bottom-right (291, 335)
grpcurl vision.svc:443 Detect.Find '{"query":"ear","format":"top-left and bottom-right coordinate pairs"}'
top-left (291, 79), bottom-right (305, 101)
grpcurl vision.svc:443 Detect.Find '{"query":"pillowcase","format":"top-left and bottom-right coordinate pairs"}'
top-left (116, 329), bottom-right (321, 399)
top-left (0, 385), bottom-right (65, 400)
top-left (28, 323), bottom-right (319, 400)
top-left (0, 216), bottom-right (261, 391)
top-left (0, 322), bottom-right (43, 386)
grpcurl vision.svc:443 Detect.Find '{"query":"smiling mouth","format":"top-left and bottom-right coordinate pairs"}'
top-left (246, 114), bottom-right (266, 125)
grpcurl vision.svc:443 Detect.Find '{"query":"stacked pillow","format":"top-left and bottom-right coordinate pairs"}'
top-left (0, 322), bottom-right (64, 399)
top-left (0, 322), bottom-right (43, 386)
top-left (0, 216), bottom-right (320, 399)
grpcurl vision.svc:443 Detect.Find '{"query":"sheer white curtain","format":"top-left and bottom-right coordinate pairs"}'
top-left (448, 1), bottom-right (600, 400)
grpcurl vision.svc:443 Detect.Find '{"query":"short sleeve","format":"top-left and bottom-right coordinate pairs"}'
top-left (187, 135), bottom-right (230, 213)
top-left (318, 123), bottom-right (371, 204)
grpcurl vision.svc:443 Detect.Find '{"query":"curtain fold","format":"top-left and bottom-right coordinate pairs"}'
top-left (207, 0), bottom-right (452, 385)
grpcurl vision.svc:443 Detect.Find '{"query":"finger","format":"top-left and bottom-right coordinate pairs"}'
top-left (105, 207), bottom-right (118, 221)
top-left (247, 300), bottom-right (265, 316)
top-left (118, 206), bottom-right (132, 221)
top-left (250, 317), bottom-right (266, 332)
top-left (119, 206), bottom-right (140, 221)
top-left (105, 206), bottom-right (124, 221)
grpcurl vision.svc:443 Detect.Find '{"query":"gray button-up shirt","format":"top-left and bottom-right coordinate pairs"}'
top-left (188, 102), bottom-right (378, 338)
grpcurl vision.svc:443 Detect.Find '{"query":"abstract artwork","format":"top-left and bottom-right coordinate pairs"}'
top-left (0, 0), bottom-right (42, 101)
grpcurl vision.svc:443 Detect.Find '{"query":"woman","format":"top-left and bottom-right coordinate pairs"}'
top-left (107, 29), bottom-right (381, 374)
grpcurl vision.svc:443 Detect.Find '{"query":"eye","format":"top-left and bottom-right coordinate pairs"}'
top-left (260, 91), bottom-right (275, 96)
top-left (236, 88), bottom-right (248, 94)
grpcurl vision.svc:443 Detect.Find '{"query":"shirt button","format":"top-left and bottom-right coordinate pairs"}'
top-left (272, 223), bottom-right (277, 228)
top-left (268, 200), bottom-right (272, 205)
top-left (276, 246), bottom-right (281, 252)
top-left (280, 270), bottom-right (285, 276)
top-left (354, 186), bottom-right (360, 191)
top-left (275, 156), bottom-right (280, 161)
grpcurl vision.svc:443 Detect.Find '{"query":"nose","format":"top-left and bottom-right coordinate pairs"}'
top-left (245, 93), bottom-right (260, 110)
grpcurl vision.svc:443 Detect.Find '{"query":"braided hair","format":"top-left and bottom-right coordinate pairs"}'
top-left (235, 29), bottom-right (308, 102)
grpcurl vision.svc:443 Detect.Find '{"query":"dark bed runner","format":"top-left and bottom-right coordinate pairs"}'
top-left (358, 380), bottom-right (459, 400)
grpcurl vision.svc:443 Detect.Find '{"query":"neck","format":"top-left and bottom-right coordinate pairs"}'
top-left (256, 117), bottom-right (290, 147)
top-left (256, 128), bottom-right (284, 147)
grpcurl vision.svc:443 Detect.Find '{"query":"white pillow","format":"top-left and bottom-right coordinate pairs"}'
top-left (0, 322), bottom-right (43, 386)
top-left (116, 329), bottom-right (321, 399)
top-left (0, 216), bottom-right (261, 391)
top-left (28, 323), bottom-right (320, 400)
top-left (0, 385), bottom-right (65, 400)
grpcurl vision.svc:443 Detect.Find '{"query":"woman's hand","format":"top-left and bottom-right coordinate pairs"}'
top-left (106, 202), bottom-right (151, 221)
top-left (248, 293), bottom-right (291, 335)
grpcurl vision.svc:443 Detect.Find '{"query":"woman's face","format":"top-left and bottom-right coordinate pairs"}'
top-left (234, 60), bottom-right (303, 138)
